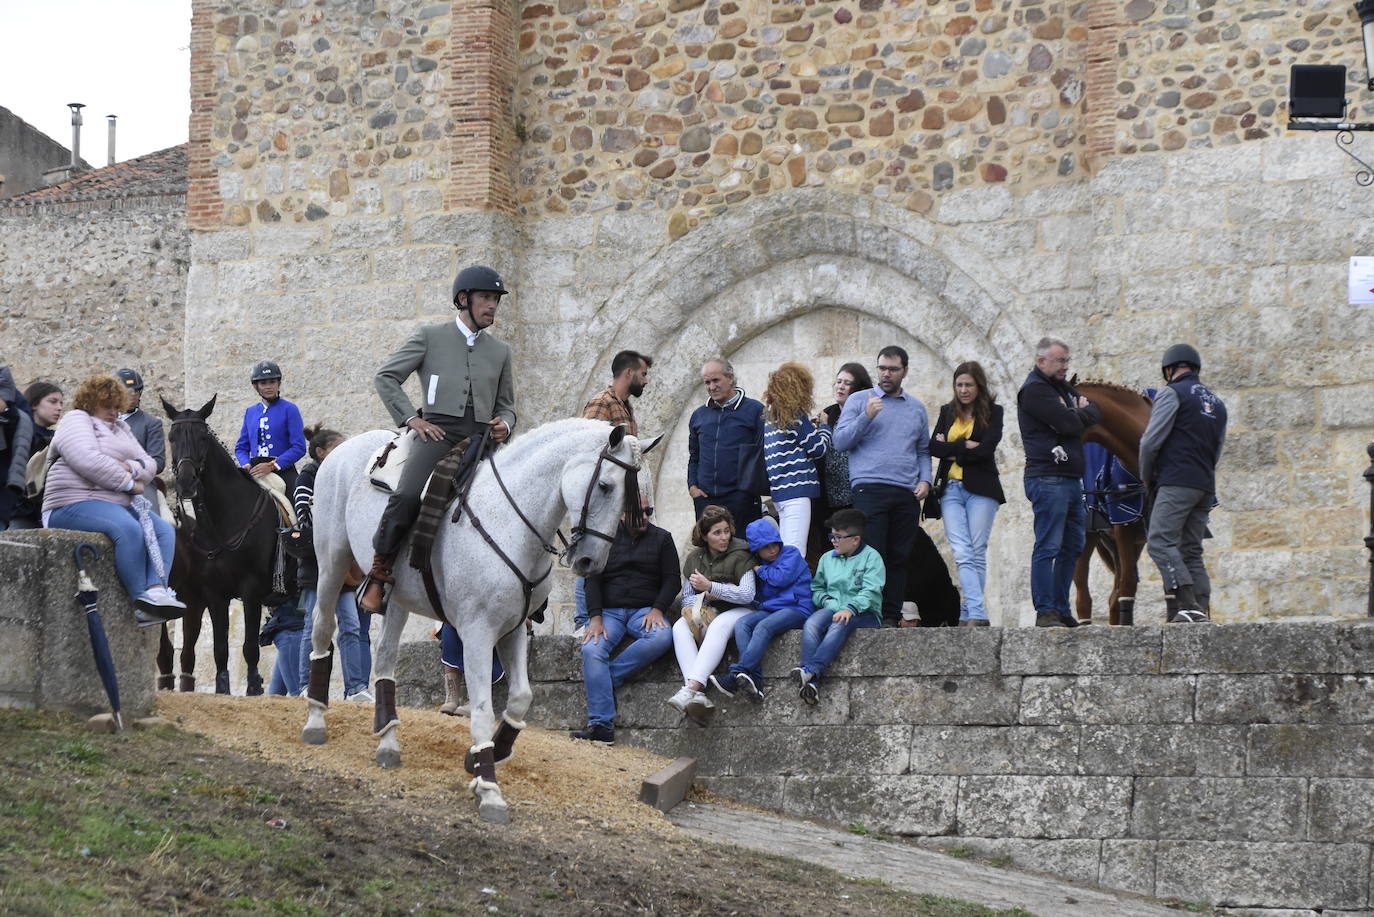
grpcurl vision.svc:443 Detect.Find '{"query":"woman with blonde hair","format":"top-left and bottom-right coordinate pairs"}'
top-left (43, 374), bottom-right (184, 623)
top-left (669, 504), bottom-right (756, 724)
top-left (762, 361), bottom-right (831, 554)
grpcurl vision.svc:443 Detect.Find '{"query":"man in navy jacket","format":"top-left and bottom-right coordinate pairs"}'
top-left (687, 358), bottom-right (765, 529)
top-left (1017, 337), bottom-right (1101, 627)
top-left (1140, 344), bottom-right (1226, 624)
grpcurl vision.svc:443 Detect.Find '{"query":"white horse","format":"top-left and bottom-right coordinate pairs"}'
top-left (301, 418), bottom-right (653, 823)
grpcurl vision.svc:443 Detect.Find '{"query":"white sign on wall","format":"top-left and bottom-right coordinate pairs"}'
top-left (1349, 257), bottom-right (1374, 304)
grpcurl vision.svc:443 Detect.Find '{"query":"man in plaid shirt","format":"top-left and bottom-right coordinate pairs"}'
top-left (574, 350), bottom-right (653, 629)
top-left (582, 350), bottom-right (652, 436)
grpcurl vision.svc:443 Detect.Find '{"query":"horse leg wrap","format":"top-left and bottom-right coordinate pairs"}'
top-left (307, 651), bottom-right (334, 706)
top-left (156, 674), bottom-right (174, 691)
top-left (372, 678), bottom-right (399, 737)
top-left (492, 716), bottom-right (526, 765)
top-left (178, 674), bottom-right (195, 693)
top-left (1117, 596), bottom-right (1135, 626)
top-left (466, 742), bottom-right (497, 785)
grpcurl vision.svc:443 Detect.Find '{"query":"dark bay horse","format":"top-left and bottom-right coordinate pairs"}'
top-left (160, 396), bottom-right (289, 694)
top-left (1071, 381), bottom-right (1152, 626)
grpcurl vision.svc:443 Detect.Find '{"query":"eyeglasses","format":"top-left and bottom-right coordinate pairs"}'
top-left (876, 365), bottom-right (903, 374)
top-left (828, 532), bottom-right (858, 542)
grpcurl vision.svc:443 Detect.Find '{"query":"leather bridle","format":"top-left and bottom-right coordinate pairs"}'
top-left (169, 417), bottom-right (272, 558)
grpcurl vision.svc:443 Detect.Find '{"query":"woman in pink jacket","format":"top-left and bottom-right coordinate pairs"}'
top-left (43, 375), bottom-right (184, 623)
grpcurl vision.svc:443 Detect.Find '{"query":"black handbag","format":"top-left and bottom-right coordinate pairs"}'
top-left (922, 475), bottom-right (945, 521)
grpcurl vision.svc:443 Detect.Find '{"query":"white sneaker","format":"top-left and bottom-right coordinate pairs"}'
top-left (668, 685), bottom-right (696, 712)
top-left (685, 690), bottom-right (715, 725)
top-left (148, 585), bottom-right (187, 610)
top-left (345, 690), bottom-right (375, 703)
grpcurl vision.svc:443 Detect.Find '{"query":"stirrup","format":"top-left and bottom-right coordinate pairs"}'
top-left (356, 575), bottom-right (390, 615)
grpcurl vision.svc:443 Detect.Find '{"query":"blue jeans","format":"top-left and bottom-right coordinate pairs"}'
top-left (1024, 475), bottom-right (1085, 616)
top-left (800, 607), bottom-right (880, 682)
top-left (47, 499), bottom-right (175, 600)
top-left (574, 576), bottom-right (588, 629)
top-left (730, 607), bottom-right (809, 681)
top-left (940, 481), bottom-right (1000, 621)
top-left (580, 606), bottom-right (673, 728)
top-left (851, 482), bottom-right (921, 622)
top-left (269, 627), bottom-right (303, 696)
top-left (438, 622), bottom-right (503, 682)
top-left (298, 588), bottom-right (371, 696)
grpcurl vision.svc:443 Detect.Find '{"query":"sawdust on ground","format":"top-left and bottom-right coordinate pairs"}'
top-left (156, 693), bottom-right (677, 834)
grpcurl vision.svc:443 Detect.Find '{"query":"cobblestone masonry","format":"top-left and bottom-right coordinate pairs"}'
top-left (394, 622), bottom-right (1374, 912)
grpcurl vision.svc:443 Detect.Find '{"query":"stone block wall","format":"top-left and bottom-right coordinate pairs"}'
top-left (411, 623), bottom-right (1374, 911)
top-left (0, 205), bottom-right (189, 403)
top-left (0, 529), bottom-right (161, 718)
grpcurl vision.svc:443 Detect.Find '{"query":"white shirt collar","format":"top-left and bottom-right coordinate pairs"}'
top-left (455, 314), bottom-right (482, 347)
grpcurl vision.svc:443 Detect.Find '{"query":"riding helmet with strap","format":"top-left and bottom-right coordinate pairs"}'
top-left (250, 360), bottom-right (283, 383)
top-left (452, 265), bottom-right (509, 308)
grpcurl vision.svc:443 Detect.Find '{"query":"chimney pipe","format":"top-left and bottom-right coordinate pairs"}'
top-left (67, 102), bottom-right (85, 169)
top-left (107, 114), bottom-right (117, 166)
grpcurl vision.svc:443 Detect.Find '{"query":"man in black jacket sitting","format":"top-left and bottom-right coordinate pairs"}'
top-left (572, 496), bottom-right (679, 745)
top-left (1017, 337), bottom-right (1102, 628)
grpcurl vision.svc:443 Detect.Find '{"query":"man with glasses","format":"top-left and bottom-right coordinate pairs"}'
top-left (832, 345), bottom-right (931, 627)
top-left (1016, 337), bottom-right (1101, 627)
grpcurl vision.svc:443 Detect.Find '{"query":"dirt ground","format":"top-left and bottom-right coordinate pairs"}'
top-left (0, 697), bottom-right (1032, 917)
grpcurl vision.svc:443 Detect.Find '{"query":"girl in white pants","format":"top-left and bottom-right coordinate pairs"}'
top-left (670, 506), bottom-right (757, 724)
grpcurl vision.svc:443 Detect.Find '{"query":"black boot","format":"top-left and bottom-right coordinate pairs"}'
top-left (214, 671), bottom-right (231, 695)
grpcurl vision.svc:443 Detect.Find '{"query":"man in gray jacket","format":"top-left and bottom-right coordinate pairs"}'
top-left (1140, 344), bottom-right (1227, 624)
top-left (116, 368), bottom-right (167, 515)
top-left (359, 265), bottom-right (517, 614)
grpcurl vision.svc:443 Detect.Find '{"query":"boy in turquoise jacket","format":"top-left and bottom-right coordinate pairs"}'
top-left (794, 508), bottom-right (886, 705)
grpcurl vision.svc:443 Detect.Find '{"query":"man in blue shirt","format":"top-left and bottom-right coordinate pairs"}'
top-left (235, 360), bottom-right (308, 497)
top-left (687, 358), bottom-right (766, 530)
top-left (833, 345), bottom-right (931, 626)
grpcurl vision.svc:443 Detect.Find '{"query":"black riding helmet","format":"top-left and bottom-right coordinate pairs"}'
top-left (1160, 343), bottom-right (1201, 382)
top-left (451, 265), bottom-right (509, 310)
top-left (250, 360), bottom-right (283, 383)
top-left (115, 368), bottom-right (144, 392)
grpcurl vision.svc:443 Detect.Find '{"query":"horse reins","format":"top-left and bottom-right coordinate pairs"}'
top-left (443, 441), bottom-right (641, 624)
top-left (169, 417), bottom-right (273, 559)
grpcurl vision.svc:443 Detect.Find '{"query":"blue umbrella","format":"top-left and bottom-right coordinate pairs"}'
top-left (74, 543), bottom-right (123, 733)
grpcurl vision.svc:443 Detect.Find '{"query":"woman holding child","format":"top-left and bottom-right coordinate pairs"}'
top-left (928, 361), bottom-right (1005, 627)
top-left (669, 505), bottom-right (756, 724)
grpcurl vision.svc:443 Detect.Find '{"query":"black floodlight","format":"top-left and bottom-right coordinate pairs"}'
top-left (1359, 0), bottom-right (1374, 91)
top-left (1290, 64), bottom-right (1347, 118)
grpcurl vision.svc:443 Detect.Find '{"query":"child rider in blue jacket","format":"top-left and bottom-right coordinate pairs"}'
top-left (711, 517), bottom-right (813, 700)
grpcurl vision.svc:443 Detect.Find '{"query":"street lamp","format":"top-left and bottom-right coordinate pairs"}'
top-left (1357, 0), bottom-right (1374, 91)
top-left (1287, 5), bottom-right (1374, 183)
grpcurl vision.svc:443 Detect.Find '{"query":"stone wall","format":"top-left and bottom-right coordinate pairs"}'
top-left (399, 623), bottom-right (1374, 912)
top-left (0, 529), bottom-right (161, 718)
top-left (0, 205), bottom-right (189, 403)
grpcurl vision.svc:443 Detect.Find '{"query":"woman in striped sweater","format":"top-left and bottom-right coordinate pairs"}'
top-left (762, 362), bottom-right (831, 555)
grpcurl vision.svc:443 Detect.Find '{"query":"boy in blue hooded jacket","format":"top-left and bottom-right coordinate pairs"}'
top-left (710, 517), bottom-right (812, 699)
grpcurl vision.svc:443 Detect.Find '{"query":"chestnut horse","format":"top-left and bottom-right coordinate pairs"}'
top-left (1070, 380), bottom-right (1152, 626)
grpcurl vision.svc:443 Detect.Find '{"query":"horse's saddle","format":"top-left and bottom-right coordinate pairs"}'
top-left (253, 472), bottom-right (297, 527)
top-left (366, 429), bottom-right (420, 493)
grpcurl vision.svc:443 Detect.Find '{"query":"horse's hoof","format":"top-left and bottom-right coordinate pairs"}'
top-left (246, 671), bottom-right (264, 696)
top-left (477, 798), bottom-right (510, 824)
top-left (214, 672), bottom-right (231, 695)
top-left (301, 725), bottom-right (327, 745)
top-left (375, 747), bottom-right (402, 769)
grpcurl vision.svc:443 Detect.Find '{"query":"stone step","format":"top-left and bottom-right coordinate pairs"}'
top-left (670, 801), bottom-right (1188, 917)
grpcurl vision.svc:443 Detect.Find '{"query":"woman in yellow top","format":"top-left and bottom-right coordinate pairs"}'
top-left (929, 362), bottom-right (1006, 626)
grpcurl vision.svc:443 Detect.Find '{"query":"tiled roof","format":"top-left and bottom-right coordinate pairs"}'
top-left (0, 144), bottom-right (186, 210)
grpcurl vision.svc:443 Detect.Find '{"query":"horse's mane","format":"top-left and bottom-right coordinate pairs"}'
top-left (1076, 379), bottom-right (1152, 402)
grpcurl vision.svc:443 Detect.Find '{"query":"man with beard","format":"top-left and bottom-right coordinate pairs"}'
top-left (582, 350), bottom-right (652, 436)
top-left (832, 345), bottom-right (932, 627)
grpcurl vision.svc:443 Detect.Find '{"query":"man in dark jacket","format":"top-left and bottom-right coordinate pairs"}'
top-left (1140, 344), bottom-right (1227, 624)
top-left (572, 497), bottom-right (679, 745)
top-left (116, 369), bottom-right (167, 515)
top-left (1017, 337), bottom-right (1102, 627)
top-left (687, 358), bottom-right (765, 529)
top-left (0, 366), bottom-right (35, 531)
